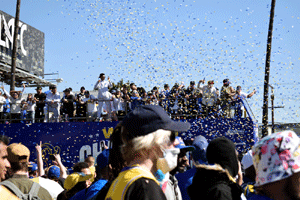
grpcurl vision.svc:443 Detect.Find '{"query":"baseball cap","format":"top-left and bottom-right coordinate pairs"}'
top-left (252, 130), bottom-right (300, 187)
top-left (174, 137), bottom-right (195, 151)
top-left (96, 149), bottom-right (110, 170)
top-left (241, 150), bottom-right (253, 170)
top-left (223, 79), bottom-right (230, 84)
top-left (64, 172), bottom-right (93, 190)
top-left (192, 135), bottom-right (208, 164)
top-left (208, 80), bottom-right (214, 84)
top-left (7, 143), bottom-right (30, 163)
top-left (35, 86), bottom-right (42, 90)
top-left (48, 165), bottom-right (60, 178)
top-left (63, 88), bottom-right (70, 93)
top-left (122, 105), bottom-right (191, 140)
top-left (28, 163), bottom-right (38, 172)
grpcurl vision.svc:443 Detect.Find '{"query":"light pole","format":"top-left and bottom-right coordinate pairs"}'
top-left (10, 0), bottom-right (21, 91)
top-left (262, 0), bottom-right (276, 137)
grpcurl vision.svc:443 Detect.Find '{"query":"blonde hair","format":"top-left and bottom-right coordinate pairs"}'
top-left (121, 128), bottom-right (171, 163)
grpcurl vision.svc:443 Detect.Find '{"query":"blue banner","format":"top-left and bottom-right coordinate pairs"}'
top-left (0, 118), bottom-right (256, 170)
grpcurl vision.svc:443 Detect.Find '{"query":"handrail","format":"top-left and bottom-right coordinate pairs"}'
top-left (0, 96), bottom-right (255, 124)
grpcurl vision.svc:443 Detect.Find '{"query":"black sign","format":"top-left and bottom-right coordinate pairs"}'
top-left (0, 10), bottom-right (44, 77)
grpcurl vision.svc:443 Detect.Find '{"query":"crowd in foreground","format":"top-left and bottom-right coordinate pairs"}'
top-left (0, 73), bottom-right (256, 124)
top-left (0, 104), bottom-right (299, 200)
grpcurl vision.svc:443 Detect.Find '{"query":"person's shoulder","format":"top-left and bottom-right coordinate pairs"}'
top-left (37, 184), bottom-right (53, 200)
top-left (126, 178), bottom-right (166, 200)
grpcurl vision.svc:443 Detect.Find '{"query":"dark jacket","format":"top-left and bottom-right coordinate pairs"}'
top-left (188, 164), bottom-right (243, 200)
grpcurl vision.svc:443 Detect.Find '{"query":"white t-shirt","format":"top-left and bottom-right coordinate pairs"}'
top-left (82, 95), bottom-right (97, 113)
top-left (31, 177), bottom-right (64, 200)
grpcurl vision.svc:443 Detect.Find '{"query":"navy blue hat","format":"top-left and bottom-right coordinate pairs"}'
top-left (28, 163), bottom-right (38, 172)
top-left (192, 135), bottom-right (208, 164)
top-left (48, 165), bottom-right (60, 178)
top-left (122, 105), bottom-right (191, 140)
top-left (97, 149), bottom-right (110, 170)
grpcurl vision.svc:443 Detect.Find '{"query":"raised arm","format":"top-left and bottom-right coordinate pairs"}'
top-left (247, 89), bottom-right (256, 98)
top-left (36, 141), bottom-right (45, 176)
top-left (54, 154), bottom-right (68, 179)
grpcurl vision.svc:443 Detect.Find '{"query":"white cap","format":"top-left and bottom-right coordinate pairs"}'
top-left (241, 150), bottom-right (253, 170)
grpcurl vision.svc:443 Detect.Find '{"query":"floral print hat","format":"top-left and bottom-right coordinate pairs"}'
top-left (252, 130), bottom-right (300, 187)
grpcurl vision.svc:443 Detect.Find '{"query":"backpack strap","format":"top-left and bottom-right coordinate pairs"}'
top-left (28, 182), bottom-right (40, 199)
top-left (0, 180), bottom-right (26, 199)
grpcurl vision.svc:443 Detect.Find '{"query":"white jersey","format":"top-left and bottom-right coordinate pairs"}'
top-left (94, 80), bottom-right (112, 100)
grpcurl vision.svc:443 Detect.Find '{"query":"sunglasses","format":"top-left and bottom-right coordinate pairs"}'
top-left (170, 131), bottom-right (177, 143)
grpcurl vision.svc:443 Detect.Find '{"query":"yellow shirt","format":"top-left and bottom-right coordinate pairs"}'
top-left (105, 165), bottom-right (159, 200)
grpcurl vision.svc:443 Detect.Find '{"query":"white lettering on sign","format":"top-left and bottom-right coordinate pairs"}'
top-left (79, 140), bottom-right (110, 162)
top-left (0, 14), bottom-right (28, 56)
top-left (225, 129), bottom-right (245, 136)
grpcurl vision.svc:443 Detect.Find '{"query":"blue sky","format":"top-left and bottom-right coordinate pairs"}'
top-left (1, 0), bottom-right (300, 124)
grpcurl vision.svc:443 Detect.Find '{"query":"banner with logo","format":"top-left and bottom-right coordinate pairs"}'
top-left (0, 118), bottom-right (255, 170)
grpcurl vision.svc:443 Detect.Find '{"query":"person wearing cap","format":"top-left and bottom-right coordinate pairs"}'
top-left (70, 149), bottom-right (112, 200)
top-left (188, 137), bottom-right (243, 200)
top-left (75, 86), bottom-right (87, 121)
top-left (45, 85), bottom-right (61, 122)
top-left (241, 150), bottom-right (256, 199)
top-left (130, 90), bottom-right (142, 110)
top-left (175, 135), bottom-right (208, 200)
top-left (0, 143), bottom-right (52, 199)
top-left (0, 83), bottom-right (25, 123)
top-left (105, 105), bottom-right (191, 200)
top-left (248, 130), bottom-right (300, 200)
top-left (233, 85), bottom-right (256, 118)
top-left (61, 88), bottom-right (76, 122)
top-left (34, 86), bottom-right (47, 123)
top-left (169, 83), bottom-right (185, 118)
top-left (161, 84), bottom-right (170, 98)
top-left (28, 162), bottom-right (38, 178)
top-left (220, 78), bottom-right (236, 118)
top-left (58, 162), bottom-right (92, 200)
top-left (111, 89), bottom-right (125, 119)
top-left (201, 80), bottom-right (218, 117)
top-left (185, 81), bottom-right (200, 118)
top-left (163, 137), bottom-right (195, 200)
top-left (82, 91), bottom-right (97, 121)
top-left (31, 164), bottom-right (64, 199)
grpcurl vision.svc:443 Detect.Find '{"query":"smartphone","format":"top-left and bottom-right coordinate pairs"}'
top-left (49, 154), bottom-right (55, 160)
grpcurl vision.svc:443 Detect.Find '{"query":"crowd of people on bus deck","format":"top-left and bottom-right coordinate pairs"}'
top-left (0, 73), bottom-right (256, 123)
top-left (0, 104), bottom-right (298, 200)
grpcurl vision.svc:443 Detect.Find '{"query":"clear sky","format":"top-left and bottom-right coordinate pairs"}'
top-left (1, 0), bottom-right (300, 124)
